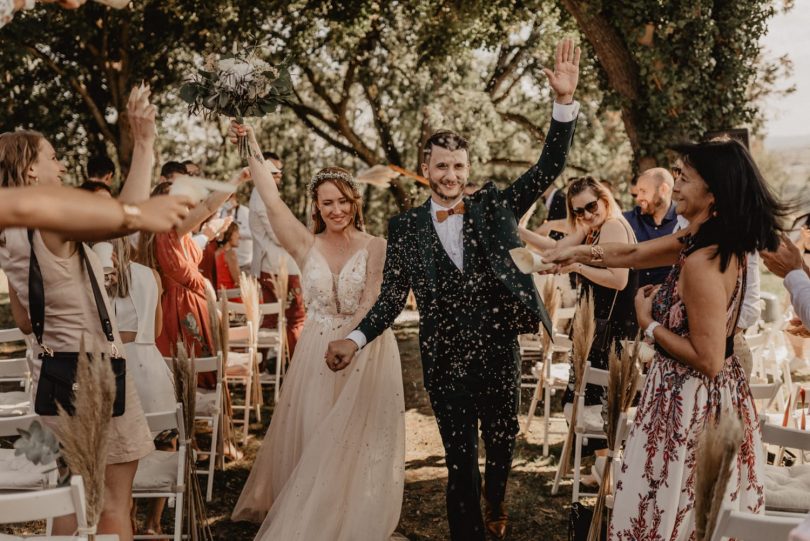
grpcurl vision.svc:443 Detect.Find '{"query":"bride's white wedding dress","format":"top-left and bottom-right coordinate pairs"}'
top-left (232, 237), bottom-right (405, 541)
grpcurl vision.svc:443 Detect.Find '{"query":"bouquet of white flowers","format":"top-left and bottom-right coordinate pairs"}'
top-left (180, 43), bottom-right (293, 157)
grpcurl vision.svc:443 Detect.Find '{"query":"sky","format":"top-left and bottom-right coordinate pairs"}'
top-left (761, 2), bottom-right (810, 142)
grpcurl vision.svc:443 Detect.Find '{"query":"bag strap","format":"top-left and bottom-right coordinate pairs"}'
top-left (27, 230), bottom-right (117, 352)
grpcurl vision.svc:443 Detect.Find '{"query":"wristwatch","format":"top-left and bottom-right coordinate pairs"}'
top-left (644, 321), bottom-right (661, 341)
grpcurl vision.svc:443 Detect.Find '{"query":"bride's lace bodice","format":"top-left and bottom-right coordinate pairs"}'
top-left (301, 247), bottom-right (368, 323)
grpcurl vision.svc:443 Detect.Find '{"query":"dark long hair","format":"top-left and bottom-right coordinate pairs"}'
top-left (671, 139), bottom-right (788, 271)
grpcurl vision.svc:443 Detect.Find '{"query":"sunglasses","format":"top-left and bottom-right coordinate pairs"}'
top-left (572, 199), bottom-right (599, 217)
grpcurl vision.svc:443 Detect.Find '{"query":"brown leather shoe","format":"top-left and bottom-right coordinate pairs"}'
top-left (484, 499), bottom-right (509, 540)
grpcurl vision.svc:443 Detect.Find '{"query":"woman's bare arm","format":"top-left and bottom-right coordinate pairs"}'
top-left (643, 250), bottom-right (732, 378)
top-left (152, 268), bottom-right (164, 339)
top-left (8, 286), bottom-right (32, 335)
top-left (545, 228), bottom-right (688, 270)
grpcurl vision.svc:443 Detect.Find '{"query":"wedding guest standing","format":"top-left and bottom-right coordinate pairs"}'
top-left (249, 151), bottom-right (305, 356)
top-left (0, 88), bottom-right (158, 541)
top-left (521, 176), bottom-right (637, 428)
top-left (546, 138), bottom-right (785, 541)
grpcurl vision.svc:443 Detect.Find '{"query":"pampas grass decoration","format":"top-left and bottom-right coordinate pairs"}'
top-left (540, 277), bottom-right (561, 359)
top-left (694, 413), bottom-right (744, 541)
top-left (204, 283), bottom-right (221, 355)
top-left (560, 291), bottom-right (596, 476)
top-left (216, 290), bottom-right (236, 468)
top-left (239, 273), bottom-right (263, 410)
top-left (587, 336), bottom-right (641, 541)
top-left (55, 340), bottom-right (114, 536)
top-left (172, 343), bottom-right (213, 541)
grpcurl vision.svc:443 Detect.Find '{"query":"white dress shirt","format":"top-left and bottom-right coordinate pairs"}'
top-left (219, 203), bottom-right (253, 269)
top-left (248, 188), bottom-right (300, 277)
top-left (785, 269), bottom-right (810, 328)
top-left (346, 100), bottom-right (580, 351)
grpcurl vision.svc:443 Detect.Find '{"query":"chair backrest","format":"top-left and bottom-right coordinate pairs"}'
top-left (221, 288), bottom-right (242, 300)
top-left (749, 382), bottom-right (782, 409)
top-left (0, 357), bottom-right (29, 379)
top-left (259, 302), bottom-right (281, 316)
top-left (193, 354), bottom-right (222, 379)
top-left (759, 416), bottom-right (810, 451)
top-left (0, 475), bottom-right (88, 528)
top-left (0, 328), bottom-right (26, 344)
top-left (556, 307), bottom-right (576, 323)
top-left (0, 413), bottom-right (40, 438)
top-left (227, 322), bottom-right (255, 345)
top-left (228, 301), bottom-right (248, 316)
top-left (144, 403), bottom-right (186, 442)
top-left (583, 362), bottom-right (609, 387)
top-left (709, 507), bottom-right (802, 541)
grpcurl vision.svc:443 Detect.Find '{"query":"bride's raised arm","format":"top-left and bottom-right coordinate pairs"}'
top-left (230, 121), bottom-right (314, 266)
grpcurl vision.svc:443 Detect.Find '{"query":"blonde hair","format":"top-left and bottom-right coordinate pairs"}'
top-left (0, 131), bottom-right (44, 188)
top-left (309, 167), bottom-right (365, 234)
top-left (108, 238), bottom-right (133, 299)
top-left (565, 176), bottom-right (625, 230)
top-left (136, 182), bottom-right (172, 270)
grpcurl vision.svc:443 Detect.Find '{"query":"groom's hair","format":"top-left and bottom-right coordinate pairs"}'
top-left (422, 130), bottom-right (469, 164)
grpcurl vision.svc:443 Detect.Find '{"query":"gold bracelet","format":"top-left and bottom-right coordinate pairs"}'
top-left (590, 244), bottom-right (604, 262)
top-left (121, 203), bottom-right (142, 230)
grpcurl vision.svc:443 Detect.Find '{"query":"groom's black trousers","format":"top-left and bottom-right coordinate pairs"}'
top-left (427, 334), bottom-right (521, 541)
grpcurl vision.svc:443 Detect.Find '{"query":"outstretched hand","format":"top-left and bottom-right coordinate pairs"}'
top-left (127, 84), bottom-right (157, 145)
top-left (543, 37), bottom-right (581, 104)
top-left (325, 339), bottom-right (359, 372)
top-left (228, 120), bottom-right (261, 157)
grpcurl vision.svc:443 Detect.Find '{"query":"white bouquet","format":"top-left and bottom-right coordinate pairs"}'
top-left (180, 43), bottom-right (293, 157)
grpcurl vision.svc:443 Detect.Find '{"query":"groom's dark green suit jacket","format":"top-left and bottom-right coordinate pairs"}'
top-left (356, 114), bottom-right (577, 381)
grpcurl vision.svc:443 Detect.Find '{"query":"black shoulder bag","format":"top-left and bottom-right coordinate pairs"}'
top-left (28, 230), bottom-right (126, 417)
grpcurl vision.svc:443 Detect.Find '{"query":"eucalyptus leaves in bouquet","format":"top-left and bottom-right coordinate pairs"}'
top-left (180, 43), bottom-right (293, 157)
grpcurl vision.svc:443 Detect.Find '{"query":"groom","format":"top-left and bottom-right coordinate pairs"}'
top-left (327, 38), bottom-right (581, 540)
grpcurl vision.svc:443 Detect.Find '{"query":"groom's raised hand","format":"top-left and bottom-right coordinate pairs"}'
top-left (325, 339), bottom-right (359, 372)
top-left (543, 37), bottom-right (581, 105)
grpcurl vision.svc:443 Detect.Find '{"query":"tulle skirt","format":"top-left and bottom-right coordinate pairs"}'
top-left (231, 315), bottom-right (405, 541)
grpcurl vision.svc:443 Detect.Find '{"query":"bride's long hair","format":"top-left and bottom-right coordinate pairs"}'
top-left (309, 167), bottom-right (365, 234)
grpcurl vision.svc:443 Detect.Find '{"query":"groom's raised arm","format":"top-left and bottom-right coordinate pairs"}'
top-left (502, 106), bottom-right (577, 218)
top-left (502, 37), bottom-right (582, 218)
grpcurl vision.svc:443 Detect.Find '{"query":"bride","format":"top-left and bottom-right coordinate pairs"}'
top-left (229, 122), bottom-right (406, 541)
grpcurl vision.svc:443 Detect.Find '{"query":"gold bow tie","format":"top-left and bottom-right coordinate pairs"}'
top-left (436, 202), bottom-right (465, 223)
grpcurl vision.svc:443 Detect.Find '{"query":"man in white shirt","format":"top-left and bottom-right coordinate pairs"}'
top-left (249, 151), bottom-right (305, 355)
top-left (219, 193), bottom-right (253, 273)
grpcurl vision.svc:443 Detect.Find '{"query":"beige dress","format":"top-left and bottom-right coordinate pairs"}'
top-left (0, 228), bottom-right (153, 464)
top-left (231, 237), bottom-right (405, 541)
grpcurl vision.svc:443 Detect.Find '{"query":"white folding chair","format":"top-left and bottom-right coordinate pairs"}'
top-left (523, 305), bottom-right (577, 457)
top-left (760, 416), bottom-right (810, 516)
top-left (132, 404), bottom-right (186, 541)
top-left (750, 381), bottom-right (784, 413)
top-left (709, 507), bottom-right (802, 541)
top-left (0, 328), bottom-right (31, 417)
top-left (0, 414), bottom-right (57, 491)
top-left (192, 354), bottom-right (222, 502)
top-left (0, 475), bottom-right (118, 540)
top-left (256, 301), bottom-right (287, 404)
top-left (219, 287), bottom-right (242, 300)
top-left (570, 362), bottom-right (609, 502)
top-left (224, 313), bottom-right (258, 442)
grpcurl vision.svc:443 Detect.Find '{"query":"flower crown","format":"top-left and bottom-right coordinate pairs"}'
top-left (308, 170), bottom-right (359, 195)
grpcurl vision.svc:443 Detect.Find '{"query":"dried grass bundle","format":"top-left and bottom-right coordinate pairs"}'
top-left (204, 284), bottom-right (221, 354)
top-left (694, 413), bottom-right (744, 541)
top-left (268, 257), bottom-right (290, 366)
top-left (587, 337), bottom-right (641, 541)
top-left (55, 341), bottom-right (114, 535)
top-left (540, 277), bottom-right (561, 357)
top-left (172, 343), bottom-right (213, 541)
top-left (216, 291), bottom-right (236, 467)
top-left (560, 292), bottom-right (596, 475)
top-left (239, 273), bottom-right (263, 409)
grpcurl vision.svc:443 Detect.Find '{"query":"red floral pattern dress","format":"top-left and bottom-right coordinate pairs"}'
top-left (609, 238), bottom-right (764, 541)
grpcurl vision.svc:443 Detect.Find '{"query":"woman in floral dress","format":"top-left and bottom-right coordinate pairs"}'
top-left (546, 138), bottom-right (787, 540)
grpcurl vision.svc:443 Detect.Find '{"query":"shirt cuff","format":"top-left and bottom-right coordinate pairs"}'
top-left (192, 234), bottom-right (208, 251)
top-left (552, 101), bottom-right (580, 123)
top-left (347, 330), bottom-right (368, 350)
top-left (785, 269), bottom-right (810, 290)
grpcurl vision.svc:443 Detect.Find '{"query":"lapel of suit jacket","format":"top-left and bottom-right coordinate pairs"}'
top-left (416, 198), bottom-right (437, 287)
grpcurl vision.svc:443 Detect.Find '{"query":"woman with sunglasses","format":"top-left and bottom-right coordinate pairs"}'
top-left (520, 176), bottom-right (638, 441)
top-left (544, 140), bottom-right (786, 540)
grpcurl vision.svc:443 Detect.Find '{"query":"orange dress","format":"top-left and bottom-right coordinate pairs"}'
top-left (155, 231), bottom-right (216, 388)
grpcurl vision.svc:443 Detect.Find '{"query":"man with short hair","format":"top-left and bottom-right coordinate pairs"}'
top-left (327, 38), bottom-right (581, 541)
top-left (623, 167), bottom-right (678, 286)
top-left (249, 151), bottom-right (306, 356)
top-left (86, 155), bottom-right (116, 186)
top-left (182, 160), bottom-right (202, 177)
top-left (159, 160), bottom-right (187, 183)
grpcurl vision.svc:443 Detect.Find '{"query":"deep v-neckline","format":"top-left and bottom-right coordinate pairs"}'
top-left (311, 246), bottom-right (367, 277)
